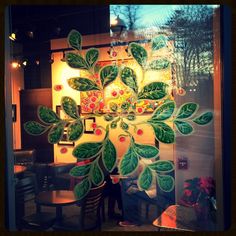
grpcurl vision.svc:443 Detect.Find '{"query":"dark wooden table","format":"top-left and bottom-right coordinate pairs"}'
top-left (152, 205), bottom-right (216, 231)
top-left (35, 190), bottom-right (78, 223)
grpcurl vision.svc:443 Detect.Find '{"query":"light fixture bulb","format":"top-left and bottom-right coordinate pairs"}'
top-left (9, 33), bottom-right (16, 41)
top-left (12, 62), bottom-right (19, 68)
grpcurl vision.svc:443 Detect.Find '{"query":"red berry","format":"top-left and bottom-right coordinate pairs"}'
top-left (60, 147), bottom-right (67, 154)
top-left (90, 96), bottom-right (97, 102)
top-left (112, 51), bottom-right (117, 57)
top-left (119, 136), bottom-right (126, 142)
top-left (137, 107), bottom-right (143, 113)
top-left (91, 123), bottom-right (97, 129)
top-left (119, 90), bottom-right (124, 95)
top-left (54, 84), bottom-right (63, 91)
top-left (89, 103), bottom-right (95, 109)
top-left (95, 128), bottom-right (102, 135)
top-left (112, 91), bottom-right (117, 97)
top-left (137, 129), bottom-right (143, 135)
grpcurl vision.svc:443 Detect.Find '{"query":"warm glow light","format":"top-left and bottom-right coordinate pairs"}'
top-left (111, 18), bottom-right (118, 25)
top-left (11, 62), bottom-right (19, 68)
top-left (9, 33), bottom-right (16, 41)
top-left (22, 60), bottom-right (27, 66)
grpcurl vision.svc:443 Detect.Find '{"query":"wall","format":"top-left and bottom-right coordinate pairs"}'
top-left (11, 44), bottom-right (24, 149)
top-left (51, 34), bottom-right (174, 164)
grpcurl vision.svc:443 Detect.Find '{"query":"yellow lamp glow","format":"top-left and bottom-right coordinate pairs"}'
top-left (11, 62), bottom-right (19, 68)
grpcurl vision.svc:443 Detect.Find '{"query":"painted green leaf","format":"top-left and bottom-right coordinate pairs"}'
top-left (121, 101), bottom-right (130, 111)
top-left (67, 119), bottom-right (84, 141)
top-left (119, 147), bottom-right (139, 176)
top-left (73, 142), bottom-right (103, 160)
top-left (67, 29), bottom-right (82, 51)
top-left (68, 77), bottom-right (100, 91)
top-left (86, 48), bottom-right (99, 68)
top-left (176, 103), bottom-right (199, 119)
top-left (152, 35), bottom-right (167, 51)
top-left (102, 139), bottom-right (117, 172)
top-left (138, 82), bottom-right (168, 100)
top-left (74, 178), bottom-right (91, 200)
top-left (148, 160), bottom-right (174, 173)
top-left (174, 120), bottom-right (193, 135)
top-left (149, 121), bottom-right (175, 144)
top-left (103, 114), bottom-right (114, 122)
top-left (100, 65), bottom-right (118, 87)
top-left (61, 96), bottom-right (79, 119)
top-left (109, 102), bottom-right (118, 112)
top-left (66, 53), bottom-right (88, 69)
top-left (110, 121), bottom-right (117, 129)
top-left (150, 101), bottom-right (175, 122)
top-left (193, 111), bottom-right (213, 125)
top-left (24, 121), bottom-right (48, 136)
top-left (48, 122), bottom-right (65, 144)
top-left (69, 164), bottom-right (91, 177)
top-left (134, 143), bottom-right (159, 159)
top-left (120, 121), bottom-right (129, 130)
top-left (157, 175), bottom-right (175, 192)
top-left (121, 67), bottom-right (138, 93)
top-left (129, 42), bottom-right (147, 68)
top-left (148, 59), bottom-right (170, 71)
top-left (91, 162), bottom-right (104, 186)
top-left (126, 113), bottom-right (136, 121)
top-left (138, 167), bottom-right (153, 191)
top-left (37, 106), bottom-right (60, 124)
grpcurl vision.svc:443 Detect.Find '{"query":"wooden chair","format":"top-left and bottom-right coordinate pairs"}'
top-left (52, 181), bottom-right (106, 231)
top-left (15, 176), bottom-right (56, 230)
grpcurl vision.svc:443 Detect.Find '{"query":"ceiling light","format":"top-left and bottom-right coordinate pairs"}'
top-left (27, 30), bottom-right (34, 39)
top-left (9, 32), bottom-right (16, 41)
top-left (22, 60), bottom-right (27, 67)
top-left (11, 61), bottom-right (20, 68)
top-left (35, 60), bottom-right (40, 65)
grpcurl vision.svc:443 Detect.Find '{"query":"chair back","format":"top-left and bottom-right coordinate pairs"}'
top-left (14, 149), bottom-right (36, 168)
top-left (80, 181), bottom-right (106, 230)
top-left (15, 175), bottom-right (38, 203)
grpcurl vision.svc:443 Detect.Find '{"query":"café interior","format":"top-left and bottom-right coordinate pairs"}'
top-left (4, 4), bottom-right (231, 232)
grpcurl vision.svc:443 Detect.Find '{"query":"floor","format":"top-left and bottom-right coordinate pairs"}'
top-left (21, 198), bottom-right (160, 231)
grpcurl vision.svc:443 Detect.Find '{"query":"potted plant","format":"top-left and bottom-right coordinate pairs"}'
top-left (179, 177), bottom-right (216, 221)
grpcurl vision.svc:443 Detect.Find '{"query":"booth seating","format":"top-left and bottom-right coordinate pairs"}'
top-left (49, 163), bottom-right (75, 190)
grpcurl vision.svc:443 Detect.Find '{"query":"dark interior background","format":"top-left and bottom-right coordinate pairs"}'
top-left (10, 5), bottom-right (110, 89)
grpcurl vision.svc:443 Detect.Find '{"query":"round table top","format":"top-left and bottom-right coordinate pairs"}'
top-left (35, 190), bottom-right (78, 207)
top-left (14, 165), bottom-right (27, 174)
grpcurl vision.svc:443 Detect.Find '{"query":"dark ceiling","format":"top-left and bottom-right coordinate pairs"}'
top-left (10, 5), bottom-right (110, 44)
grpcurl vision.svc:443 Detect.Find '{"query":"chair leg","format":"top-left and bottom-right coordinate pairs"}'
top-left (101, 199), bottom-right (105, 222)
top-left (146, 203), bottom-right (149, 219)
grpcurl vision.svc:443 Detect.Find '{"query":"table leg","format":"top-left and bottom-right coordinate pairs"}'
top-left (56, 206), bottom-right (63, 223)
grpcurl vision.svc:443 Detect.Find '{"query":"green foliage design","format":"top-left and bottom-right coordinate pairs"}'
top-left (68, 30), bottom-right (82, 51)
top-left (119, 147), bottom-right (139, 176)
top-left (129, 43), bottom-right (147, 68)
top-left (23, 29), bottom-right (214, 200)
top-left (66, 53), bottom-right (88, 70)
top-left (148, 59), bottom-right (170, 71)
top-left (86, 48), bottom-right (99, 68)
top-left (176, 103), bottom-right (199, 119)
top-left (138, 167), bottom-right (153, 191)
top-left (121, 67), bottom-right (138, 93)
top-left (100, 65), bottom-right (118, 87)
top-left (38, 106), bottom-right (60, 124)
top-left (68, 77), bottom-right (100, 91)
top-left (138, 82), bottom-right (168, 100)
top-left (72, 142), bottom-right (103, 160)
top-left (74, 178), bottom-right (91, 200)
top-left (152, 35), bottom-right (168, 51)
top-left (157, 174), bottom-right (175, 192)
top-left (61, 96), bottom-right (79, 119)
top-left (24, 121), bottom-right (48, 135)
top-left (69, 164), bottom-right (91, 177)
top-left (48, 122), bottom-right (65, 144)
top-left (193, 111), bottom-right (213, 125)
